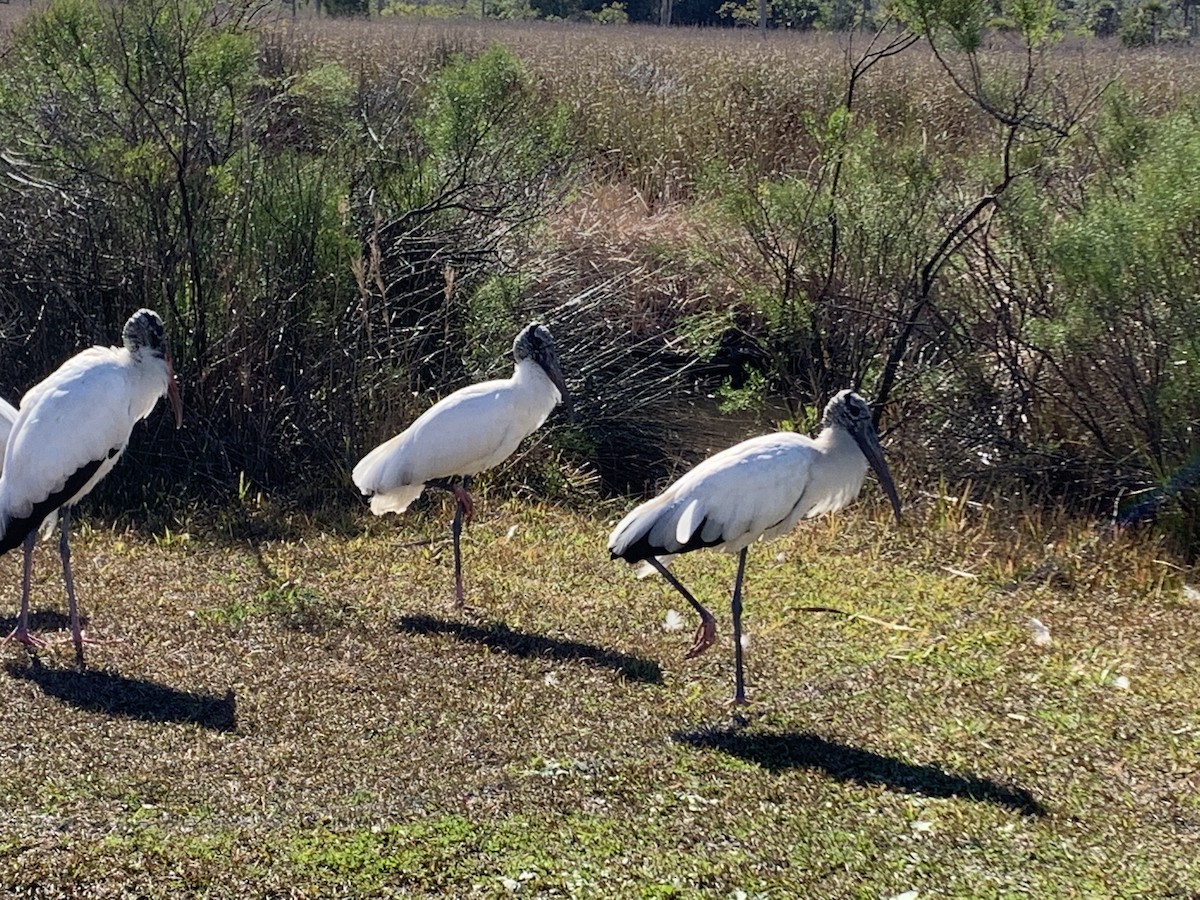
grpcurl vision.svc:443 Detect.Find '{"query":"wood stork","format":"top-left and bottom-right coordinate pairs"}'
top-left (353, 322), bottom-right (571, 606)
top-left (0, 309), bottom-right (183, 666)
top-left (608, 389), bottom-right (901, 705)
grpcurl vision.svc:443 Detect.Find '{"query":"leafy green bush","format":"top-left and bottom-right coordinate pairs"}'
top-left (348, 44), bottom-right (574, 440)
top-left (1048, 111), bottom-right (1200, 466)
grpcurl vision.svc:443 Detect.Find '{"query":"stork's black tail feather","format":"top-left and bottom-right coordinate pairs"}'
top-left (611, 515), bottom-right (725, 564)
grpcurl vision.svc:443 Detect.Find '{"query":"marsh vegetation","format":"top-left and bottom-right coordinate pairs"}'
top-left (0, 3), bottom-right (1199, 894)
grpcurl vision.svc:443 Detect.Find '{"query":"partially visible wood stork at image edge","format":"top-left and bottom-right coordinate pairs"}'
top-left (352, 322), bottom-right (571, 607)
top-left (608, 389), bottom-right (902, 706)
top-left (0, 397), bottom-right (57, 541)
top-left (0, 396), bottom-right (16, 449)
top-left (0, 310), bottom-right (183, 667)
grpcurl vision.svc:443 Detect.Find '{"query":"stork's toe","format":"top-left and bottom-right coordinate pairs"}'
top-left (4, 627), bottom-right (47, 650)
top-left (453, 486), bottom-right (475, 524)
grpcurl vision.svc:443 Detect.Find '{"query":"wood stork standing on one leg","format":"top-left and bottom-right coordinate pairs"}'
top-left (608, 389), bottom-right (902, 705)
top-left (0, 310), bottom-right (183, 666)
top-left (353, 322), bottom-right (571, 606)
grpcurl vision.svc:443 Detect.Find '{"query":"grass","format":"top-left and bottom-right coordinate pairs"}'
top-left (0, 490), bottom-right (1197, 897)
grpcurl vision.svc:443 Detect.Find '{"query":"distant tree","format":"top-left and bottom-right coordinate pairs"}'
top-left (324, 0), bottom-right (369, 13)
top-left (1121, 0), bottom-right (1166, 43)
top-left (530, 0), bottom-right (572, 15)
top-left (1090, 0), bottom-right (1120, 35)
top-left (716, 0), bottom-right (824, 27)
top-left (670, 0), bottom-right (724, 23)
top-left (590, 0), bottom-right (630, 20)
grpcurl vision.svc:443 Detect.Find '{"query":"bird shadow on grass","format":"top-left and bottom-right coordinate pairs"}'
top-left (675, 726), bottom-right (1047, 817)
top-left (0, 610), bottom-right (78, 635)
top-left (5, 658), bottom-right (237, 732)
top-left (396, 614), bottom-right (664, 685)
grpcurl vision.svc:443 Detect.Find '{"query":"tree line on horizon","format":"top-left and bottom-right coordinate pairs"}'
top-left (313, 0), bottom-right (1198, 44)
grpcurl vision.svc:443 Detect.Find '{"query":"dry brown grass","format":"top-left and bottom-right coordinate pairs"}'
top-left (0, 490), bottom-right (1197, 896)
top-left (261, 19), bottom-right (1200, 199)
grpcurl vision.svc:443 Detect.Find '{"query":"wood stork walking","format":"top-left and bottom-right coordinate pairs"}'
top-left (353, 322), bottom-right (571, 606)
top-left (0, 310), bottom-right (183, 666)
top-left (608, 389), bottom-right (901, 705)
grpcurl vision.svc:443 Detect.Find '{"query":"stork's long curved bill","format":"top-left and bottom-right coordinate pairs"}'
top-left (853, 425), bottom-right (901, 522)
top-left (166, 356), bottom-right (183, 429)
top-left (540, 360), bottom-right (573, 419)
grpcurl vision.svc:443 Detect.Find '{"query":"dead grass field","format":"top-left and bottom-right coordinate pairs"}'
top-left (0, 490), bottom-right (1197, 897)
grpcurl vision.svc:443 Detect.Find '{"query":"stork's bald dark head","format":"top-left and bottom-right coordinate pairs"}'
top-left (513, 322), bottom-right (572, 416)
top-left (122, 309), bottom-right (169, 360)
top-left (822, 389), bottom-right (873, 431)
top-left (822, 389), bottom-right (901, 522)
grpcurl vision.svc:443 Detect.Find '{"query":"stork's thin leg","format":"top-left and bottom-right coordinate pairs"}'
top-left (449, 476), bottom-right (473, 607)
top-left (452, 475), bottom-right (474, 526)
top-left (6, 531), bottom-right (45, 649)
top-left (450, 496), bottom-right (466, 607)
top-left (645, 556), bottom-right (717, 658)
top-left (57, 507), bottom-right (85, 669)
top-left (730, 547), bottom-right (749, 706)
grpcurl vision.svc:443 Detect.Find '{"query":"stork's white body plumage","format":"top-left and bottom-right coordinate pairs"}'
top-left (0, 397), bottom-right (56, 540)
top-left (353, 360), bottom-right (563, 516)
top-left (609, 428), bottom-right (872, 562)
top-left (0, 397), bottom-right (17, 467)
top-left (0, 310), bottom-right (182, 665)
top-left (353, 322), bottom-right (570, 606)
top-left (609, 390), bottom-right (901, 705)
top-left (1, 346), bottom-right (174, 528)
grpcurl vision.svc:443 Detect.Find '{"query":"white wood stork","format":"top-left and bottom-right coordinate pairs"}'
top-left (353, 322), bottom-right (571, 606)
top-left (0, 310), bottom-right (183, 666)
top-left (608, 389), bottom-right (901, 705)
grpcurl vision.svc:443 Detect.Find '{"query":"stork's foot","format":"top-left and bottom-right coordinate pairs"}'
top-left (451, 584), bottom-right (485, 617)
top-left (452, 486), bottom-right (475, 525)
top-left (52, 630), bottom-right (124, 659)
top-left (684, 614), bottom-right (718, 659)
top-left (4, 627), bottom-right (48, 650)
top-left (453, 590), bottom-right (473, 613)
top-left (67, 632), bottom-right (130, 669)
top-left (455, 602), bottom-right (487, 620)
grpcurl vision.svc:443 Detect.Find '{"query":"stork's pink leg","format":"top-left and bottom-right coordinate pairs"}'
top-left (5, 531), bottom-right (46, 649)
top-left (645, 556), bottom-right (718, 658)
top-left (687, 615), bottom-right (719, 660)
top-left (452, 485), bottom-right (474, 525)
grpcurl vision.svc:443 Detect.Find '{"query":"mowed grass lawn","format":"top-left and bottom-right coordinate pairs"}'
top-left (0, 491), bottom-right (1198, 897)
